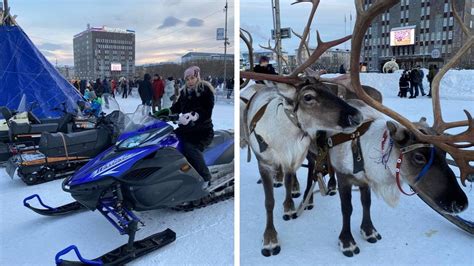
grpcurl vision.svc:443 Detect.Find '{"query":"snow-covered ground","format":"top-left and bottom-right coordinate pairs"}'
top-left (240, 70), bottom-right (474, 265)
top-left (0, 95), bottom-right (234, 265)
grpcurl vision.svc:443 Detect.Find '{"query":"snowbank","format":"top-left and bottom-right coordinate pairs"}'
top-left (324, 69), bottom-right (474, 100)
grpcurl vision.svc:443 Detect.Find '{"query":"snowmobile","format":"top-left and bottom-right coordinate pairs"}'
top-left (0, 98), bottom-right (96, 164)
top-left (5, 95), bottom-right (122, 185)
top-left (22, 110), bottom-right (234, 265)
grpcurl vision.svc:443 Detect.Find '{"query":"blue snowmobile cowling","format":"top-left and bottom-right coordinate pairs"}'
top-left (62, 116), bottom-right (234, 211)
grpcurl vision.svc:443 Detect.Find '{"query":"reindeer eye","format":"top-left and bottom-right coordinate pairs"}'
top-left (303, 94), bottom-right (314, 102)
top-left (413, 152), bottom-right (426, 165)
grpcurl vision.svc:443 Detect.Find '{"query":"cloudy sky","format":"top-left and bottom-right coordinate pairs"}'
top-left (9, 0), bottom-right (234, 65)
top-left (241, 0), bottom-right (356, 55)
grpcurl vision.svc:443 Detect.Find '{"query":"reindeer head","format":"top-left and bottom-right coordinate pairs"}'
top-left (387, 121), bottom-right (468, 214)
top-left (293, 82), bottom-right (362, 136)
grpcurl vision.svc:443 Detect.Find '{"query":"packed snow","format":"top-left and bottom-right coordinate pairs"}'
top-left (0, 95), bottom-right (234, 265)
top-left (240, 70), bottom-right (474, 265)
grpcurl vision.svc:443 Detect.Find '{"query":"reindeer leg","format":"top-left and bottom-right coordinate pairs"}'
top-left (283, 172), bottom-right (297, 220)
top-left (326, 156), bottom-right (337, 196)
top-left (274, 165), bottom-right (283, 188)
top-left (359, 184), bottom-right (382, 243)
top-left (337, 172), bottom-right (360, 257)
top-left (303, 158), bottom-right (315, 210)
top-left (291, 173), bottom-right (301, 198)
top-left (258, 161), bottom-right (280, 257)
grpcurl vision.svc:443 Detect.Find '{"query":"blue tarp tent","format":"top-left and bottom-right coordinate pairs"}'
top-left (0, 25), bottom-right (82, 118)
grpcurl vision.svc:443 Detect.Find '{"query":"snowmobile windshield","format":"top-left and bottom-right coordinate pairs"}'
top-left (123, 104), bottom-right (155, 133)
top-left (116, 121), bottom-right (173, 150)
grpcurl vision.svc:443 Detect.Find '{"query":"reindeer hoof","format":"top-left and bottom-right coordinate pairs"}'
top-left (273, 182), bottom-right (283, 188)
top-left (292, 192), bottom-right (301, 198)
top-left (291, 213), bottom-right (298, 219)
top-left (304, 204), bottom-right (314, 210)
top-left (283, 214), bottom-right (291, 221)
top-left (327, 189), bottom-right (337, 196)
top-left (339, 240), bottom-right (360, 257)
top-left (257, 179), bottom-right (262, 184)
top-left (360, 229), bottom-right (382, 243)
top-left (261, 245), bottom-right (281, 257)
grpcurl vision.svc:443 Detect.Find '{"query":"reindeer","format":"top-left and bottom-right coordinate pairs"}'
top-left (241, 0), bottom-right (473, 258)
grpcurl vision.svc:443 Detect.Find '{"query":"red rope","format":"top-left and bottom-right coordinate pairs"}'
top-left (395, 153), bottom-right (416, 196)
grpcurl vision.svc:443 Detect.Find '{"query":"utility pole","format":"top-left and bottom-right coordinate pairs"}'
top-left (223, 0), bottom-right (229, 98)
top-left (272, 0), bottom-right (282, 74)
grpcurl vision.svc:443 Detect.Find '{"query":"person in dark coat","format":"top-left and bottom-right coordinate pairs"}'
top-left (339, 64), bottom-right (346, 74)
top-left (139, 74), bottom-right (153, 105)
top-left (409, 67), bottom-right (422, 98)
top-left (254, 56), bottom-right (277, 84)
top-left (93, 78), bottom-right (104, 97)
top-left (398, 71), bottom-right (410, 98)
top-left (154, 66), bottom-right (215, 182)
top-left (427, 65), bottom-right (438, 97)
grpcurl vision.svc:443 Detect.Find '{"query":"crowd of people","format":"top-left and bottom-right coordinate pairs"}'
top-left (70, 66), bottom-right (218, 184)
top-left (398, 64), bottom-right (439, 98)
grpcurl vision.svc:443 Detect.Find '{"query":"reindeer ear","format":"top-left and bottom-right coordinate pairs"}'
top-left (387, 121), bottom-right (409, 144)
top-left (275, 83), bottom-right (296, 100)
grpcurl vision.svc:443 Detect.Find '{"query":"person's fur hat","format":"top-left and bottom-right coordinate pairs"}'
top-left (184, 66), bottom-right (201, 80)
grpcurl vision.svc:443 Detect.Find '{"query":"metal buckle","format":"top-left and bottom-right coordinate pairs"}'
top-left (327, 138), bottom-right (333, 147)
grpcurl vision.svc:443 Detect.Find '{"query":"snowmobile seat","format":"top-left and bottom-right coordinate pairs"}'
top-left (9, 121), bottom-right (60, 135)
top-left (0, 107), bottom-right (13, 120)
top-left (39, 128), bottom-right (111, 157)
top-left (204, 130), bottom-right (234, 166)
top-left (206, 130), bottom-right (233, 151)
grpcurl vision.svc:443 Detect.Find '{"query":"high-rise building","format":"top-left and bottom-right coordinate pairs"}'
top-left (73, 25), bottom-right (135, 80)
top-left (362, 0), bottom-right (474, 71)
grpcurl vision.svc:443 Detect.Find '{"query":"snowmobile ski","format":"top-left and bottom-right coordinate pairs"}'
top-left (23, 194), bottom-right (85, 216)
top-left (55, 228), bottom-right (176, 265)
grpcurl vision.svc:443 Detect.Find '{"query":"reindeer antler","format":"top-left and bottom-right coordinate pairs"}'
top-left (292, 29), bottom-right (311, 65)
top-left (240, 0), bottom-right (351, 86)
top-left (289, 0), bottom-right (351, 77)
top-left (240, 28), bottom-right (254, 89)
top-left (259, 39), bottom-right (289, 67)
top-left (350, 0), bottom-right (474, 185)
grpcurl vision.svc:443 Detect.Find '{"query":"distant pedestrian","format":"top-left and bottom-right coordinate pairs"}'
top-left (139, 73), bottom-right (153, 106)
top-left (121, 78), bottom-right (128, 99)
top-left (417, 66), bottom-right (426, 96)
top-left (93, 78), bottom-right (104, 97)
top-left (408, 67), bottom-right (421, 98)
top-left (152, 74), bottom-right (165, 112)
top-left (254, 56), bottom-right (277, 84)
top-left (163, 77), bottom-right (176, 109)
top-left (427, 65), bottom-right (439, 97)
top-left (398, 70), bottom-right (410, 98)
top-left (339, 64), bottom-right (346, 74)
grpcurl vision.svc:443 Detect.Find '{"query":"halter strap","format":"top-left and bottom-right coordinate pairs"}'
top-left (395, 144), bottom-right (435, 196)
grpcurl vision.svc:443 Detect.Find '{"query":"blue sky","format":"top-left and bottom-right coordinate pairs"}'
top-left (240, 0), bottom-right (356, 55)
top-left (8, 0), bottom-right (234, 65)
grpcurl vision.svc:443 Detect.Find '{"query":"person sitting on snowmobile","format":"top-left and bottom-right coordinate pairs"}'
top-left (81, 91), bottom-right (102, 117)
top-left (154, 66), bottom-right (215, 183)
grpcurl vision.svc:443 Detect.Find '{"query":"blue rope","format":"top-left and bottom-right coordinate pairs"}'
top-left (382, 139), bottom-right (394, 169)
top-left (415, 147), bottom-right (435, 182)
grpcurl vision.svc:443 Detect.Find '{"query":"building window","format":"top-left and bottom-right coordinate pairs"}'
top-left (448, 30), bottom-right (453, 39)
top-left (443, 17), bottom-right (448, 27)
top-left (449, 16), bottom-right (453, 26)
top-left (444, 3), bottom-right (449, 12)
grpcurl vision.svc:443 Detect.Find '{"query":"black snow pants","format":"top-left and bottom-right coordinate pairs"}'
top-left (180, 141), bottom-right (212, 182)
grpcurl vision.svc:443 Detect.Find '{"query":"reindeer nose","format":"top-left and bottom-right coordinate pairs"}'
top-left (452, 201), bottom-right (468, 214)
top-left (348, 112), bottom-right (363, 127)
